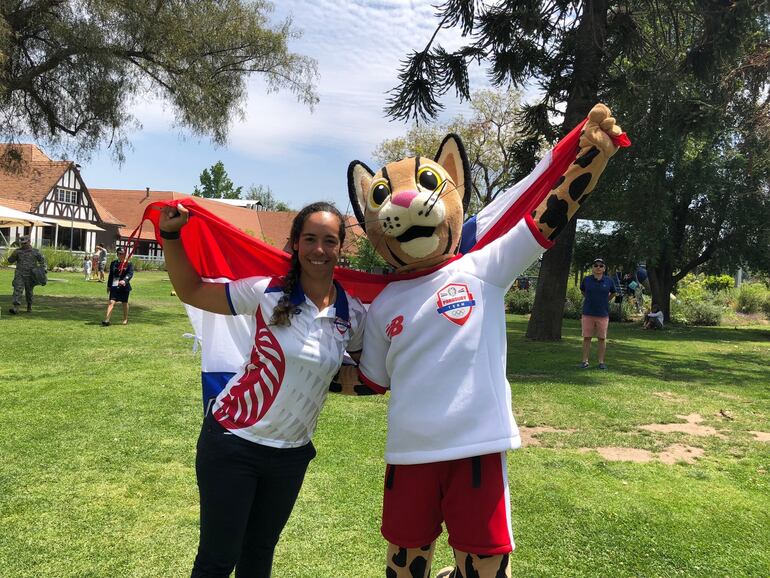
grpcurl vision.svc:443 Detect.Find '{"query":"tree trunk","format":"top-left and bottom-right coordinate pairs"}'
top-left (648, 263), bottom-right (674, 322)
top-left (526, 0), bottom-right (608, 340)
top-left (527, 220), bottom-right (577, 340)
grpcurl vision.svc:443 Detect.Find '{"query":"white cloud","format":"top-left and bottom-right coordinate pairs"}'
top-left (223, 0), bottom-right (487, 159)
top-left (84, 0), bottom-right (502, 208)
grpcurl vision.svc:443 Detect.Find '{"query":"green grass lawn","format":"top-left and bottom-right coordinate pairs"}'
top-left (0, 269), bottom-right (768, 577)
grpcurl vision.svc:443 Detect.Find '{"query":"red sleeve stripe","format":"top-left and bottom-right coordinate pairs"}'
top-left (358, 370), bottom-right (389, 394)
top-left (525, 214), bottom-right (555, 249)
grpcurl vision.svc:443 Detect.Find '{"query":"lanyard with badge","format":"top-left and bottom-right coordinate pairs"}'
top-left (113, 260), bottom-right (127, 287)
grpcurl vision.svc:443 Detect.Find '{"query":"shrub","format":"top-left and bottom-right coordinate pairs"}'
top-left (609, 298), bottom-right (634, 322)
top-left (681, 300), bottom-right (722, 326)
top-left (563, 286), bottom-right (583, 319)
top-left (703, 274), bottom-right (734, 292)
top-left (736, 283), bottom-right (769, 314)
top-left (131, 258), bottom-right (166, 272)
top-left (675, 274), bottom-right (706, 302)
top-left (763, 296), bottom-right (770, 320)
top-left (40, 247), bottom-right (83, 269)
top-left (505, 289), bottom-right (535, 314)
top-left (709, 288), bottom-right (737, 309)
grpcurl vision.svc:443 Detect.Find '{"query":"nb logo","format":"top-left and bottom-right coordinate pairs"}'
top-left (386, 315), bottom-right (404, 338)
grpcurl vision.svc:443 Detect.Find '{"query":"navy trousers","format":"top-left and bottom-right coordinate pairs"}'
top-left (190, 415), bottom-right (315, 578)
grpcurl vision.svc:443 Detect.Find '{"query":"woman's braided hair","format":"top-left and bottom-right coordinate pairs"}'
top-left (270, 202), bottom-right (346, 327)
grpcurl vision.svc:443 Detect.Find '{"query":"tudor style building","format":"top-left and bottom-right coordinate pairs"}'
top-left (0, 144), bottom-right (122, 250)
top-left (1, 144), bottom-right (365, 263)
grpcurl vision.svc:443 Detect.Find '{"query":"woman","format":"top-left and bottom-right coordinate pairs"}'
top-left (160, 201), bottom-right (365, 578)
top-left (102, 247), bottom-right (134, 326)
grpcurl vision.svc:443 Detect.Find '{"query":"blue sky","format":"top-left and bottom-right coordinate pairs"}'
top-left (79, 1), bottom-right (484, 212)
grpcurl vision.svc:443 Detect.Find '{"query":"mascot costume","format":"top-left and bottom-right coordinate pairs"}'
top-left (343, 103), bottom-right (628, 578)
top-left (136, 103), bottom-right (627, 578)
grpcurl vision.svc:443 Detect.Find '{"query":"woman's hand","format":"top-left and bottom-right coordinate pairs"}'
top-left (159, 204), bottom-right (190, 233)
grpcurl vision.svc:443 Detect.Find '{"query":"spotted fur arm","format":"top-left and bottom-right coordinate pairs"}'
top-left (531, 103), bottom-right (625, 241)
top-left (329, 364), bottom-right (382, 396)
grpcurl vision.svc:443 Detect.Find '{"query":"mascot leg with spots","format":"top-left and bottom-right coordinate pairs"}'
top-left (347, 104), bottom-right (628, 578)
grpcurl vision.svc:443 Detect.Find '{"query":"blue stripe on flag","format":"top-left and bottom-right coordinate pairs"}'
top-left (460, 216), bottom-right (478, 254)
top-left (224, 284), bottom-right (237, 315)
top-left (202, 371), bottom-right (235, 414)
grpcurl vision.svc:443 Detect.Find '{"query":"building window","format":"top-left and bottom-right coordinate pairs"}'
top-left (56, 187), bottom-right (79, 204)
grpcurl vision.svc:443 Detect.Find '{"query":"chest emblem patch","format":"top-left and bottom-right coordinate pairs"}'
top-left (334, 317), bottom-right (351, 335)
top-left (436, 283), bottom-right (476, 326)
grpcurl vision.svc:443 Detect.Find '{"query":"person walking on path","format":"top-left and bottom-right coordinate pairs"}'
top-left (579, 257), bottom-right (616, 369)
top-left (160, 201), bottom-right (366, 578)
top-left (102, 247), bottom-right (134, 326)
top-left (7, 234), bottom-right (46, 314)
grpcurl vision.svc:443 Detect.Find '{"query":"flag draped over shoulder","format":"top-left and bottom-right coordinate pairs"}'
top-left (133, 114), bottom-right (626, 410)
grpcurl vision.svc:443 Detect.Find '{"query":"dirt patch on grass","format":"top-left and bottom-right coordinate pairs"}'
top-left (749, 431), bottom-right (770, 442)
top-left (580, 444), bottom-right (704, 465)
top-left (638, 413), bottom-right (726, 439)
top-left (520, 426), bottom-right (577, 447)
top-left (659, 444), bottom-right (705, 465)
top-left (580, 447), bottom-right (655, 462)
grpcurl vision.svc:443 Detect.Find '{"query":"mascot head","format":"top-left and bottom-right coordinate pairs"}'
top-left (348, 134), bottom-right (472, 272)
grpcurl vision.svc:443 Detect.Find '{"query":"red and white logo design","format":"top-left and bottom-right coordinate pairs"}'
top-left (386, 315), bottom-right (404, 338)
top-left (436, 283), bottom-right (476, 326)
top-left (214, 306), bottom-right (286, 429)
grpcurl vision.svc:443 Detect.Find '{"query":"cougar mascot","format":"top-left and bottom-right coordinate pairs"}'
top-left (345, 104), bottom-right (627, 578)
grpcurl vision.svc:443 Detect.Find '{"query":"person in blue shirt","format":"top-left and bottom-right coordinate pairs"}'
top-left (579, 258), bottom-right (616, 369)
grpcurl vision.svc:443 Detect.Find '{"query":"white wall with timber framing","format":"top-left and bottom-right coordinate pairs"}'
top-left (35, 168), bottom-right (104, 252)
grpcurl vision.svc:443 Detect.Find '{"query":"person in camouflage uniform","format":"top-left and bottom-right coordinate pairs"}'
top-left (8, 234), bottom-right (46, 314)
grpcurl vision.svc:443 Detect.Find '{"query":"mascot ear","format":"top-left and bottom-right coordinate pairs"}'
top-left (347, 160), bottom-right (374, 231)
top-left (435, 134), bottom-right (472, 213)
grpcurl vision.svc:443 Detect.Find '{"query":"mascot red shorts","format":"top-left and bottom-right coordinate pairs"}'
top-left (381, 452), bottom-right (513, 555)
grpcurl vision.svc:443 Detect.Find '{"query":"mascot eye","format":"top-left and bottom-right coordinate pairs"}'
top-left (418, 168), bottom-right (442, 191)
top-left (370, 181), bottom-right (391, 207)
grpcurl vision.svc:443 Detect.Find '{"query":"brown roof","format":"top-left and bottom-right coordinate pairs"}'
top-left (89, 189), bottom-right (266, 241)
top-left (90, 198), bottom-right (124, 226)
top-left (0, 144), bottom-right (71, 210)
top-left (0, 197), bottom-right (33, 212)
top-left (252, 211), bottom-right (364, 255)
top-left (88, 189), bottom-right (365, 255)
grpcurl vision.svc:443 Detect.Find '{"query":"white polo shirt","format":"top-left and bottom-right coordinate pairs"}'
top-left (359, 218), bottom-right (550, 465)
top-left (212, 276), bottom-right (365, 448)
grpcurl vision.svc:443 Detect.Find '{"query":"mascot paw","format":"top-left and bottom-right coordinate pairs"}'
top-left (583, 103), bottom-right (626, 157)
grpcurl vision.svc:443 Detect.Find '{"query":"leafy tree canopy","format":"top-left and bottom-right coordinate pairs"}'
top-left (384, 0), bottom-right (634, 340)
top-left (597, 0), bottom-right (770, 317)
top-left (0, 0), bottom-right (317, 163)
top-left (244, 184), bottom-right (291, 211)
top-left (387, 0), bottom-right (770, 330)
top-left (193, 161), bottom-right (242, 199)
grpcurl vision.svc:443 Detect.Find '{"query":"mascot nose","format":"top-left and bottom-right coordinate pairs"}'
top-left (391, 190), bottom-right (419, 208)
